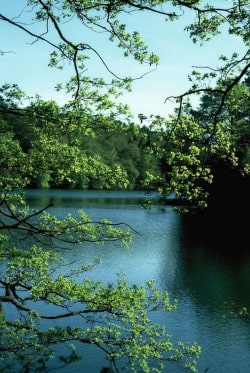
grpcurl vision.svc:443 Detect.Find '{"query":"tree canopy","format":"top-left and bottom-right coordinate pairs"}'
top-left (0, 1), bottom-right (249, 372)
top-left (1, 0), bottom-right (249, 206)
top-left (0, 90), bottom-right (161, 191)
top-left (1, 1), bottom-right (249, 104)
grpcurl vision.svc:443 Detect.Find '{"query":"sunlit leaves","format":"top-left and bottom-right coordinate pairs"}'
top-left (0, 132), bottom-right (30, 189)
top-left (144, 115), bottom-right (214, 208)
top-left (0, 241), bottom-right (200, 372)
top-left (0, 86), bottom-right (133, 190)
top-left (0, 83), bottom-right (26, 107)
top-left (144, 69), bottom-right (250, 209)
top-left (4, 1), bottom-right (250, 371)
top-left (184, 1), bottom-right (250, 45)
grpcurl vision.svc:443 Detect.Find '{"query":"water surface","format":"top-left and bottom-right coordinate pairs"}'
top-left (26, 190), bottom-right (250, 373)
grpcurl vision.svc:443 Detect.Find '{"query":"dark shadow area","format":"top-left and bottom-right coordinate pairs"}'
top-left (181, 168), bottom-right (249, 255)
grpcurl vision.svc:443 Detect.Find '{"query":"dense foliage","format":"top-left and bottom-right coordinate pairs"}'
top-left (143, 74), bottom-right (250, 209)
top-left (0, 88), bottom-right (161, 191)
top-left (0, 0), bottom-right (249, 372)
top-left (0, 96), bottom-right (201, 372)
top-left (1, 76), bottom-right (248, 206)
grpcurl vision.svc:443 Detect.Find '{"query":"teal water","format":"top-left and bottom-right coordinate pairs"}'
top-left (25, 189), bottom-right (250, 373)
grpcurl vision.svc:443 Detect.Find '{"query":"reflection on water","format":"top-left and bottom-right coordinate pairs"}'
top-left (25, 190), bottom-right (250, 373)
top-left (25, 189), bottom-right (160, 208)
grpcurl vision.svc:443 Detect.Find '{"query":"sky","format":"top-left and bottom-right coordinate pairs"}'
top-left (0, 1), bottom-right (247, 123)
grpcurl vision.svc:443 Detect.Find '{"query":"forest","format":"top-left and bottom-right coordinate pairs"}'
top-left (0, 1), bottom-right (249, 372)
top-left (1, 74), bottom-right (249, 210)
top-left (0, 91), bottom-right (161, 191)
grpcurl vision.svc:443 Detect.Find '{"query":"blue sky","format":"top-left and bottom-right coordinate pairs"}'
top-left (0, 1), bottom-right (247, 122)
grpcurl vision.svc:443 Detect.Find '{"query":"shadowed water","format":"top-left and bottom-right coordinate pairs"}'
top-left (25, 189), bottom-right (250, 373)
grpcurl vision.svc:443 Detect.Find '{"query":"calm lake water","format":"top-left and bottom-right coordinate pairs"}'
top-left (26, 189), bottom-right (250, 373)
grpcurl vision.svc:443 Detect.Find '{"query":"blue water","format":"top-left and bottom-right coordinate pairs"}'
top-left (25, 189), bottom-right (250, 373)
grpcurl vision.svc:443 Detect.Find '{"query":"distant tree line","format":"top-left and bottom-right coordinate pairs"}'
top-left (0, 87), bottom-right (161, 191)
top-left (1, 76), bottom-right (249, 208)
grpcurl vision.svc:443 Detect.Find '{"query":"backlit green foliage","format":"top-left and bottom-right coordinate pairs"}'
top-left (0, 213), bottom-right (201, 372)
top-left (1, 1), bottom-right (249, 371)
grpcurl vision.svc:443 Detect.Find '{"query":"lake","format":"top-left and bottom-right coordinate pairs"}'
top-left (26, 189), bottom-right (250, 373)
